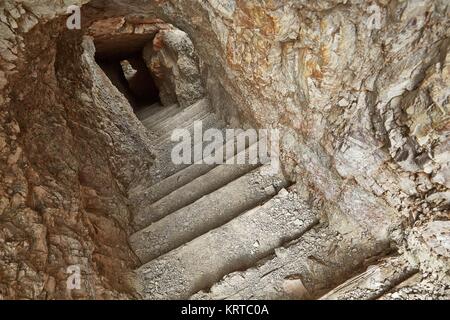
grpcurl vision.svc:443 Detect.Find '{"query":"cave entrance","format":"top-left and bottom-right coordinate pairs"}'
top-left (89, 17), bottom-right (205, 116)
top-left (95, 52), bottom-right (160, 113)
top-left (89, 17), bottom-right (165, 114)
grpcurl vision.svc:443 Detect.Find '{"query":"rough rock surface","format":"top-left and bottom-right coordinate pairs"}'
top-left (143, 29), bottom-right (205, 108)
top-left (0, 1), bottom-right (153, 299)
top-left (87, 16), bottom-right (170, 59)
top-left (1, 0), bottom-right (449, 299)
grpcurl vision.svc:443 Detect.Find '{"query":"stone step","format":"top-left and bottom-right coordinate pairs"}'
top-left (147, 113), bottom-right (225, 184)
top-left (130, 163), bottom-right (215, 215)
top-left (319, 255), bottom-right (418, 300)
top-left (132, 143), bottom-right (261, 230)
top-left (191, 225), bottom-right (390, 300)
top-left (141, 103), bottom-right (180, 129)
top-left (135, 102), bottom-right (164, 121)
top-left (153, 111), bottom-right (221, 148)
top-left (129, 136), bottom-right (260, 218)
top-left (150, 99), bottom-right (211, 134)
top-left (154, 108), bottom-right (211, 137)
top-left (130, 165), bottom-right (289, 264)
top-left (134, 188), bottom-right (318, 300)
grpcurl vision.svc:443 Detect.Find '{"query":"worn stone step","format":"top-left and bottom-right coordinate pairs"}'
top-left (132, 143), bottom-right (261, 230)
top-left (148, 113), bottom-right (224, 184)
top-left (153, 108), bottom-right (211, 139)
top-left (150, 99), bottom-right (211, 134)
top-left (134, 188), bottom-right (318, 300)
top-left (319, 255), bottom-right (418, 300)
top-left (191, 225), bottom-right (390, 300)
top-left (130, 165), bottom-right (288, 264)
top-left (153, 111), bottom-right (220, 148)
top-left (155, 108), bottom-right (210, 136)
top-left (135, 102), bottom-right (164, 121)
top-left (141, 103), bottom-right (180, 129)
top-left (129, 136), bottom-right (260, 217)
top-left (130, 163), bottom-right (215, 214)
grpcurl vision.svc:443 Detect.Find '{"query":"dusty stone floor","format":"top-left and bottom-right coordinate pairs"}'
top-left (0, 0), bottom-right (449, 300)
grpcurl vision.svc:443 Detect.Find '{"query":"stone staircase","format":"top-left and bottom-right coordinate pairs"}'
top-left (128, 98), bottom-right (415, 300)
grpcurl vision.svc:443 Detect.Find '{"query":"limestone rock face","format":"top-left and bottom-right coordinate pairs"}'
top-left (143, 29), bottom-right (205, 108)
top-left (88, 16), bottom-right (171, 59)
top-left (0, 1), bottom-right (153, 299)
top-left (0, 0), bottom-right (449, 299)
top-left (407, 221), bottom-right (450, 278)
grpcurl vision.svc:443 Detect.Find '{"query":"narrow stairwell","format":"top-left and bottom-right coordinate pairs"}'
top-left (128, 98), bottom-right (401, 300)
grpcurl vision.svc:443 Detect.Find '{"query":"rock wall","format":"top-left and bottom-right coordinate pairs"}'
top-left (143, 28), bottom-right (205, 108)
top-left (0, 1), bottom-right (154, 299)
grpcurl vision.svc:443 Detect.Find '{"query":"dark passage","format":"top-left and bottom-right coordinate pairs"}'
top-left (95, 53), bottom-right (160, 112)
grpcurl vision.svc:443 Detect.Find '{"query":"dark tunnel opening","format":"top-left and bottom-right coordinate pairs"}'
top-left (95, 52), bottom-right (160, 112)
